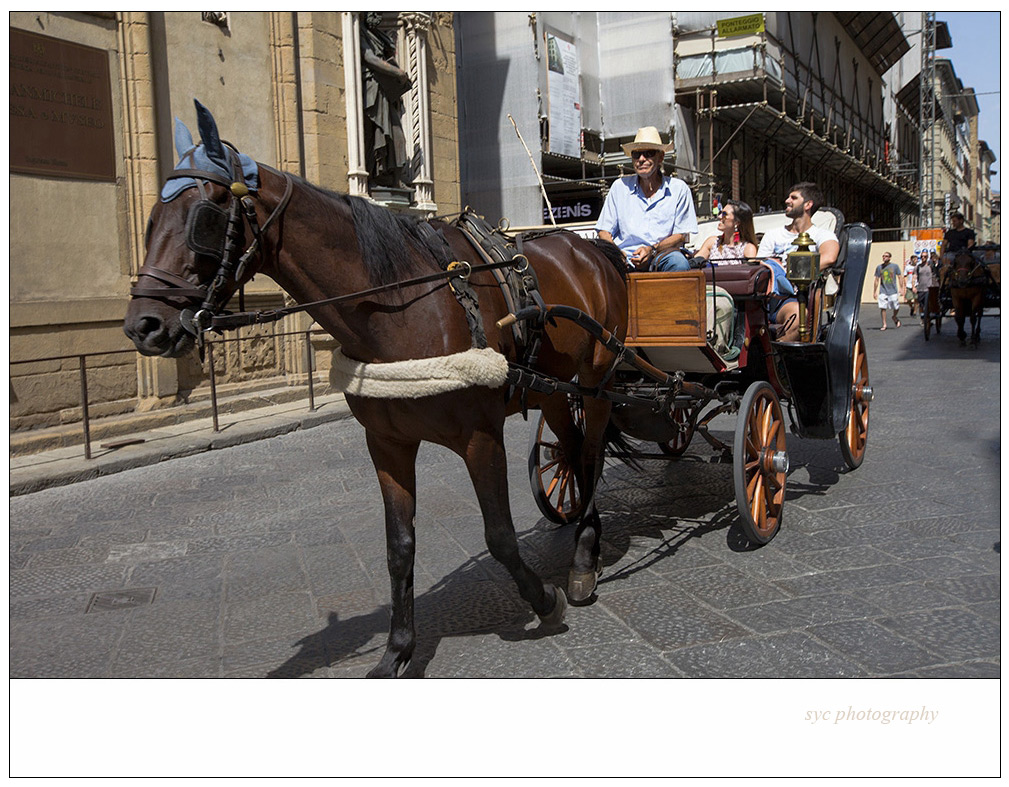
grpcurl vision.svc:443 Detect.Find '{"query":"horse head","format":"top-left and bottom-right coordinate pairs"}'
top-left (948, 251), bottom-right (983, 289)
top-left (124, 100), bottom-right (262, 357)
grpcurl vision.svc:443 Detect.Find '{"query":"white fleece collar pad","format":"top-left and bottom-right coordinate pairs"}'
top-left (331, 347), bottom-right (510, 398)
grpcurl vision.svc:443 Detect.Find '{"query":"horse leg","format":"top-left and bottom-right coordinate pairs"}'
top-left (567, 396), bottom-right (611, 604)
top-left (462, 426), bottom-right (566, 626)
top-left (537, 393), bottom-right (600, 603)
top-left (971, 300), bottom-right (983, 347)
top-left (954, 299), bottom-right (968, 346)
top-left (364, 431), bottom-right (420, 678)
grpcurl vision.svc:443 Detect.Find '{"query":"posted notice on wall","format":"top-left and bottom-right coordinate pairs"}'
top-left (10, 28), bottom-right (116, 181)
top-left (545, 31), bottom-right (581, 159)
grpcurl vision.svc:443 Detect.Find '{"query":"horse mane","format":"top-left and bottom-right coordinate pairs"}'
top-left (293, 176), bottom-right (452, 286)
top-left (590, 237), bottom-right (629, 282)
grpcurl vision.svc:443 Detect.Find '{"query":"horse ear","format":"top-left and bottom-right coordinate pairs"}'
top-left (173, 117), bottom-right (194, 158)
top-left (194, 99), bottom-right (229, 173)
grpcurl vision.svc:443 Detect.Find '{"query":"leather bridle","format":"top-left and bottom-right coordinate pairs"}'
top-left (130, 155), bottom-right (293, 349)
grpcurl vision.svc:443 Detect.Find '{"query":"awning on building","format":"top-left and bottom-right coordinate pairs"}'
top-left (833, 12), bottom-right (910, 75)
top-left (896, 73), bottom-right (943, 127)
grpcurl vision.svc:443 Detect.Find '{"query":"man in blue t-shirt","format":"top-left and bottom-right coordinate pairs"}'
top-left (595, 126), bottom-right (698, 272)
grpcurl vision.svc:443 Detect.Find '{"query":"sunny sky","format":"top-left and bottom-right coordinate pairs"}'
top-left (939, 11), bottom-right (1002, 193)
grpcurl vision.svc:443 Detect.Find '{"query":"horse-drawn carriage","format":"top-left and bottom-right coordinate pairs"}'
top-left (124, 102), bottom-right (871, 676)
top-left (524, 210), bottom-right (871, 546)
top-left (935, 244), bottom-right (1000, 346)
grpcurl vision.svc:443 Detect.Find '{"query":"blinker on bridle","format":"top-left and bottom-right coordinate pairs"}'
top-left (131, 154), bottom-right (293, 358)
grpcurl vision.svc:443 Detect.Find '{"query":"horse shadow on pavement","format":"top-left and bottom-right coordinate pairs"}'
top-left (265, 437), bottom-right (839, 678)
top-left (265, 552), bottom-right (567, 678)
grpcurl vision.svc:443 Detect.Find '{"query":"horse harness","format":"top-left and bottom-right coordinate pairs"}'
top-left (131, 163), bottom-right (545, 374)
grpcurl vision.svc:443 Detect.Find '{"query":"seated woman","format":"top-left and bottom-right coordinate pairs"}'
top-left (691, 200), bottom-right (758, 359)
top-left (692, 200), bottom-right (758, 265)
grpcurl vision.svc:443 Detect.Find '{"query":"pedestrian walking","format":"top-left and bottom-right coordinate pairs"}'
top-left (873, 251), bottom-right (905, 330)
top-left (903, 254), bottom-right (919, 317)
top-left (914, 254), bottom-right (935, 323)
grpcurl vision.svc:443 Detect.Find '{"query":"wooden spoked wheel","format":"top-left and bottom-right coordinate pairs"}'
top-left (733, 381), bottom-right (788, 545)
top-left (839, 327), bottom-right (870, 470)
top-left (528, 396), bottom-right (585, 525)
top-left (657, 405), bottom-right (695, 457)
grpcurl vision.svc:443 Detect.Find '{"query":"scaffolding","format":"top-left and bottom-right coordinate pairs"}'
top-left (677, 12), bottom-right (917, 227)
top-left (919, 11), bottom-right (937, 227)
top-left (456, 12), bottom-right (922, 232)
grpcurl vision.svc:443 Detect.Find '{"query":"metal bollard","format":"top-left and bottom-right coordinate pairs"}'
top-left (207, 340), bottom-right (220, 432)
top-left (305, 330), bottom-right (315, 412)
top-left (79, 355), bottom-right (92, 459)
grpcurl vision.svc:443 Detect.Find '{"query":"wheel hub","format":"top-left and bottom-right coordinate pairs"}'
top-left (761, 449), bottom-right (789, 475)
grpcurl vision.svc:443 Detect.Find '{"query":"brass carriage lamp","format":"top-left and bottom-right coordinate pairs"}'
top-left (785, 232), bottom-right (820, 342)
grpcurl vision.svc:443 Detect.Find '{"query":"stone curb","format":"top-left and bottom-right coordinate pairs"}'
top-left (9, 394), bottom-right (354, 496)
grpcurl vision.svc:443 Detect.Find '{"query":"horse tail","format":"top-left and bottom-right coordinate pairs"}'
top-left (603, 420), bottom-right (643, 471)
top-left (589, 237), bottom-right (628, 283)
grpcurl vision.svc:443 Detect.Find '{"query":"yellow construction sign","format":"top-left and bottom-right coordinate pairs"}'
top-left (717, 14), bottom-right (765, 38)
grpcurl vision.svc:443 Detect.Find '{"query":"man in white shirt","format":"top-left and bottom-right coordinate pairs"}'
top-left (756, 182), bottom-right (839, 342)
top-left (596, 126), bottom-right (698, 272)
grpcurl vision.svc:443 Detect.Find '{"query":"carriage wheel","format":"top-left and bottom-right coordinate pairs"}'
top-left (839, 327), bottom-right (870, 470)
top-left (923, 311), bottom-right (931, 341)
top-left (528, 396), bottom-right (585, 524)
top-left (657, 405), bottom-right (695, 457)
top-left (733, 381), bottom-right (788, 546)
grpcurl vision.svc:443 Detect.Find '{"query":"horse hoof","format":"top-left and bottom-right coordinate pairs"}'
top-left (538, 585), bottom-right (567, 627)
top-left (567, 560), bottom-right (601, 605)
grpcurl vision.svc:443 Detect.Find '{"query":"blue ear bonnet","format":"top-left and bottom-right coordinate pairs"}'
top-left (161, 110), bottom-right (259, 202)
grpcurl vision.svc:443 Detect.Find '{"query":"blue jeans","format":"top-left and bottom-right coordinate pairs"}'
top-left (762, 258), bottom-right (796, 322)
top-left (653, 250), bottom-right (691, 272)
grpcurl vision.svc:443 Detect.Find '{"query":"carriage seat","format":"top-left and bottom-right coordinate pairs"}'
top-left (701, 264), bottom-right (771, 299)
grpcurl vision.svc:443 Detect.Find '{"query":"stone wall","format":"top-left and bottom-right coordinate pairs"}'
top-left (9, 11), bottom-right (461, 433)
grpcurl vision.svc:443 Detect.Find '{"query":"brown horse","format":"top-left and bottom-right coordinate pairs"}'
top-left (941, 251), bottom-right (990, 348)
top-left (123, 101), bottom-right (628, 677)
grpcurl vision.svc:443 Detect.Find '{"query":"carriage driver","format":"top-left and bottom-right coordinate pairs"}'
top-left (756, 182), bottom-right (840, 342)
top-left (595, 126), bottom-right (698, 272)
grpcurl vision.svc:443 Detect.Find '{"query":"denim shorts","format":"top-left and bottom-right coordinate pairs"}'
top-left (768, 296), bottom-right (796, 322)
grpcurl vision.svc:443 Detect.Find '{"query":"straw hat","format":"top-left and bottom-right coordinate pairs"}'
top-left (621, 126), bottom-right (673, 158)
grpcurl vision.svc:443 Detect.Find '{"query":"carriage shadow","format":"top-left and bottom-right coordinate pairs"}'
top-left (590, 436), bottom-right (839, 576)
top-left (892, 312), bottom-right (1000, 363)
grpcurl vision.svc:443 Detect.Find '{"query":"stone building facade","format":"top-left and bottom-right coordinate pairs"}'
top-left (10, 11), bottom-right (461, 432)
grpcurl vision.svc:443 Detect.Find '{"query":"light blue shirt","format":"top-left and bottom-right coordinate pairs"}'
top-left (595, 174), bottom-right (698, 257)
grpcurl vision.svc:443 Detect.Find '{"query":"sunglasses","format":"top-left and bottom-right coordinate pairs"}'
top-left (631, 150), bottom-right (658, 159)
top-left (718, 210), bottom-right (732, 219)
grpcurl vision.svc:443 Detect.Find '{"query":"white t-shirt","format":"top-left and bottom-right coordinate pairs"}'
top-left (757, 224), bottom-right (838, 260)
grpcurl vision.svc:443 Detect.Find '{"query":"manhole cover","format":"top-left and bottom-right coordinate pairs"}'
top-left (86, 587), bottom-right (157, 613)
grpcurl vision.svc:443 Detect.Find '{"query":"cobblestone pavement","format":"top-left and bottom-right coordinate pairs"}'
top-left (10, 311), bottom-right (1000, 683)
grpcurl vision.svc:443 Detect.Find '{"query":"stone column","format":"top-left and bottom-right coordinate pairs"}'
top-left (118, 12), bottom-right (179, 404)
top-left (398, 13), bottom-right (435, 212)
top-left (342, 11), bottom-right (369, 197)
top-left (269, 12), bottom-right (303, 176)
